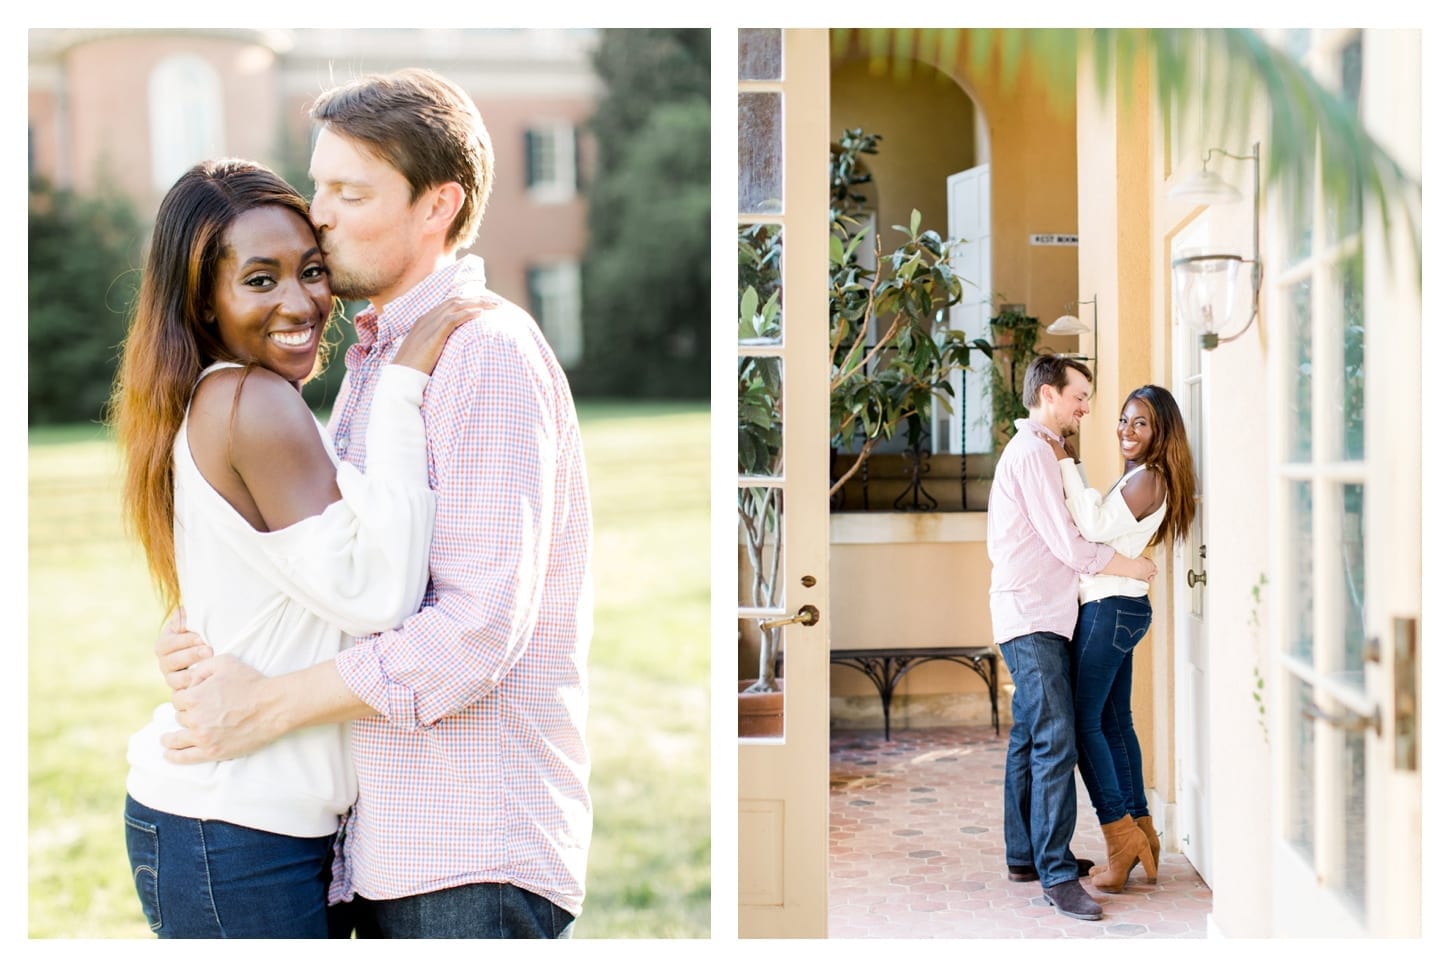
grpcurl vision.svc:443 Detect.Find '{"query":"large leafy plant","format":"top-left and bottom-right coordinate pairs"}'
top-left (826, 130), bottom-right (979, 497)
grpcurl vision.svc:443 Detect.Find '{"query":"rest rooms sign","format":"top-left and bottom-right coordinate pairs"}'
top-left (1030, 234), bottom-right (1078, 245)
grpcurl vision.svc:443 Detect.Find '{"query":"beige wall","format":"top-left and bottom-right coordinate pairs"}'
top-left (829, 519), bottom-right (998, 727)
top-left (1083, 37), bottom-right (1278, 935)
top-left (1073, 46), bottom-right (1165, 823)
top-left (828, 58), bottom-right (976, 254)
top-left (952, 37), bottom-right (1080, 328)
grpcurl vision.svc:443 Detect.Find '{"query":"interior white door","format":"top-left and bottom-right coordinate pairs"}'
top-left (936, 164), bottom-right (991, 454)
top-left (737, 28), bottom-right (832, 939)
top-left (1171, 221), bottom-right (1212, 887)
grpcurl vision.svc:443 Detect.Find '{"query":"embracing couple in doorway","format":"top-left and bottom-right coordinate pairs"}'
top-left (986, 354), bottom-right (1197, 921)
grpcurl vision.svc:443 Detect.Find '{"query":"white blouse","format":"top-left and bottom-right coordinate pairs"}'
top-left (1058, 459), bottom-right (1167, 605)
top-left (126, 363), bottom-right (436, 838)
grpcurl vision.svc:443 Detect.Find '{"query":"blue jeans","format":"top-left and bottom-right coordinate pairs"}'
top-left (123, 794), bottom-right (336, 938)
top-left (999, 631), bottom-right (1079, 887)
top-left (342, 882), bottom-right (576, 938)
top-left (1070, 595), bottom-right (1153, 826)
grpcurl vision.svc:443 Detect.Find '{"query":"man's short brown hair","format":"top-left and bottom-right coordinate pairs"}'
top-left (311, 67), bottom-right (493, 250)
top-left (1022, 354), bottom-right (1094, 409)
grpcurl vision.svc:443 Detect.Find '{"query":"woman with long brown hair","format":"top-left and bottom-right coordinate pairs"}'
top-left (109, 158), bottom-right (486, 937)
top-left (1040, 384), bottom-right (1196, 894)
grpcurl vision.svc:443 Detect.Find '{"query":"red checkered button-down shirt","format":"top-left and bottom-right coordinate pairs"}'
top-left (326, 257), bottom-right (593, 916)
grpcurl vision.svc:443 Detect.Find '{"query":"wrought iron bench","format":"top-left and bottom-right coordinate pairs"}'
top-left (829, 645), bottom-right (1000, 741)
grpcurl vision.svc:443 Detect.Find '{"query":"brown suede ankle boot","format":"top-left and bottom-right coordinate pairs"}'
top-left (1135, 815), bottom-right (1160, 883)
top-left (1090, 815), bottom-right (1157, 893)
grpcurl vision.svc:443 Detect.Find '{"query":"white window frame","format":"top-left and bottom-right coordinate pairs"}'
top-left (526, 121), bottom-right (578, 204)
top-left (528, 260), bottom-right (583, 368)
top-left (1266, 26), bottom-right (1372, 929)
top-left (148, 55), bottom-right (224, 193)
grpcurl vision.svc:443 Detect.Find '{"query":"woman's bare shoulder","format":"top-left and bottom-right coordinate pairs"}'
top-left (1121, 465), bottom-right (1167, 521)
top-left (188, 366), bottom-right (320, 460)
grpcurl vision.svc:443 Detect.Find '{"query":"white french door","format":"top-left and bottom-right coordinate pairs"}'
top-left (737, 28), bottom-right (832, 939)
top-left (1171, 222), bottom-right (1211, 884)
top-left (1267, 28), bottom-right (1420, 939)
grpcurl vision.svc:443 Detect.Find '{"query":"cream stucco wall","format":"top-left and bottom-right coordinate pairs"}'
top-left (1072, 46), bottom-right (1169, 834)
top-left (1077, 39), bottom-right (1275, 935)
top-left (828, 516), bottom-right (998, 727)
top-left (1081, 38), bottom-right (1276, 935)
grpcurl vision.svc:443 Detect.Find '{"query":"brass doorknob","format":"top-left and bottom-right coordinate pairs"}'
top-left (1187, 569), bottom-right (1207, 588)
top-left (760, 604), bottom-right (820, 629)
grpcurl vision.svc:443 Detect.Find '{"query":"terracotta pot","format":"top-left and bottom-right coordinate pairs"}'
top-left (738, 679), bottom-right (784, 738)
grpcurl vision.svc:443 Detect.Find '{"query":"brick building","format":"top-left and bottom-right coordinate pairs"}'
top-left (28, 27), bottom-right (598, 367)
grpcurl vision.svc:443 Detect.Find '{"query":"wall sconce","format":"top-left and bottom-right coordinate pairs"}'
top-left (1046, 295), bottom-right (1097, 374)
top-left (1169, 142), bottom-right (1262, 350)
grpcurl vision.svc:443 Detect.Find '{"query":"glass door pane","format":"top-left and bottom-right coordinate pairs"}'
top-left (739, 92), bottom-right (783, 214)
top-left (1272, 29), bottom-right (1373, 931)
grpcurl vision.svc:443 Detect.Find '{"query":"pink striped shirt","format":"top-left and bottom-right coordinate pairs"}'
top-left (986, 418), bottom-right (1113, 644)
top-left (325, 257), bottom-right (593, 916)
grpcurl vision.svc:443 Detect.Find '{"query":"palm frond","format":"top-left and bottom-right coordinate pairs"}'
top-left (831, 28), bottom-right (1421, 274)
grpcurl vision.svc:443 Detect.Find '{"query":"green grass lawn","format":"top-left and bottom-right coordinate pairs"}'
top-left (26, 400), bottom-right (710, 938)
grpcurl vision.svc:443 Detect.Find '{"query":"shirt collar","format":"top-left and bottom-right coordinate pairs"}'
top-left (352, 256), bottom-right (488, 351)
top-left (1015, 417), bottom-right (1062, 444)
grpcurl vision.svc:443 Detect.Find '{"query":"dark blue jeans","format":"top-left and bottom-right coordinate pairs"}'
top-left (123, 794), bottom-right (336, 938)
top-left (1070, 595), bottom-right (1153, 826)
top-left (341, 882), bottom-right (576, 938)
top-left (999, 631), bottom-right (1080, 887)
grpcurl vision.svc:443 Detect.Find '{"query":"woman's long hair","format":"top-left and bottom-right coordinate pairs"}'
top-left (107, 159), bottom-right (333, 612)
top-left (1123, 384), bottom-right (1197, 548)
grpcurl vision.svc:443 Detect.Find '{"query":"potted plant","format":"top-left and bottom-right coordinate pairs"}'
top-left (737, 224), bottom-right (786, 735)
top-left (984, 304), bottom-right (1042, 449)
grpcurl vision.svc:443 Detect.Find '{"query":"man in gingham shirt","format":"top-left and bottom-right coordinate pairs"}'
top-left (158, 68), bottom-right (592, 939)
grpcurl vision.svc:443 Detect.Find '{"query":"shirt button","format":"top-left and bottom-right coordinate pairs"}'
top-left (336, 432), bottom-right (350, 453)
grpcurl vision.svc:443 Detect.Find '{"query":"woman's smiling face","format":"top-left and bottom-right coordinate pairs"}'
top-left (209, 205), bottom-right (332, 384)
top-left (1118, 398), bottom-right (1155, 464)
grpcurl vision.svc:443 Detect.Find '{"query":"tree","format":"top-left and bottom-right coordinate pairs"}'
top-left (577, 29), bottom-right (710, 398)
top-left (28, 177), bottom-right (144, 425)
